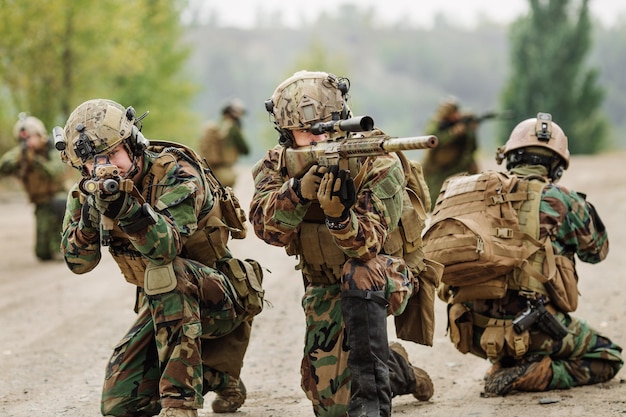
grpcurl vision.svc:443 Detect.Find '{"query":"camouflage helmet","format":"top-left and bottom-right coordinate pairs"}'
top-left (59, 99), bottom-right (137, 170)
top-left (265, 70), bottom-right (350, 131)
top-left (13, 114), bottom-right (47, 140)
top-left (496, 112), bottom-right (570, 170)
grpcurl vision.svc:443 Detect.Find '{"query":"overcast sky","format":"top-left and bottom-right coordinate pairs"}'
top-left (191, 0), bottom-right (626, 29)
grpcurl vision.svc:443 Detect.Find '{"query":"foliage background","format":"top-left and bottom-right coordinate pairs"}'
top-left (1, 1), bottom-right (625, 166)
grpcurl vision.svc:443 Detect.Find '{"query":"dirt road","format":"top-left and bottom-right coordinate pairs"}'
top-left (1, 153), bottom-right (625, 416)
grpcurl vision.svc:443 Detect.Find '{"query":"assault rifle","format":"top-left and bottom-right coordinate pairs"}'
top-left (79, 155), bottom-right (134, 246)
top-left (512, 299), bottom-right (569, 341)
top-left (285, 115), bottom-right (438, 178)
top-left (438, 110), bottom-right (512, 131)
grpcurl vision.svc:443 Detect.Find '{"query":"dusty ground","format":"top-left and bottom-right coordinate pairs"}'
top-left (1, 152), bottom-right (625, 417)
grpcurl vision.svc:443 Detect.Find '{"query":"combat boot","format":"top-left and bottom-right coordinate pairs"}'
top-left (156, 407), bottom-right (197, 417)
top-left (212, 377), bottom-right (247, 413)
top-left (484, 355), bottom-right (552, 396)
top-left (388, 342), bottom-right (434, 401)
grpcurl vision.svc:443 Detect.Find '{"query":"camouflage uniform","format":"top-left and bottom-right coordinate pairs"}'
top-left (422, 111), bottom-right (479, 206)
top-left (0, 136), bottom-right (67, 260)
top-left (440, 165), bottom-right (623, 394)
top-left (61, 145), bottom-right (251, 416)
top-left (250, 147), bottom-right (421, 417)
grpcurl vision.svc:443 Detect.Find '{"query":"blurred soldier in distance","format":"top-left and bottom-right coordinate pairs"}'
top-left (422, 97), bottom-right (479, 207)
top-left (0, 113), bottom-right (68, 261)
top-left (198, 99), bottom-right (250, 187)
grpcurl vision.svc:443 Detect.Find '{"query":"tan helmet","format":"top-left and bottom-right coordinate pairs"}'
top-left (265, 70), bottom-right (350, 132)
top-left (496, 112), bottom-right (570, 169)
top-left (59, 99), bottom-right (137, 170)
top-left (13, 114), bottom-right (47, 140)
top-left (222, 98), bottom-right (246, 120)
top-left (436, 96), bottom-right (460, 120)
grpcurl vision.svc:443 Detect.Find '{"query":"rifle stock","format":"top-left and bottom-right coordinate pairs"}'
top-left (285, 130), bottom-right (438, 178)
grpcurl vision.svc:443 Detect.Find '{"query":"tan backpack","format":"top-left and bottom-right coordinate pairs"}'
top-left (423, 171), bottom-right (546, 288)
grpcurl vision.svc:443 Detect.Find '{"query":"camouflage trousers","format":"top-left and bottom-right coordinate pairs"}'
top-left (467, 310), bottom-right (623, 389)
top-left (102, 260), bottom-right (250, 417)
top-left (33, 196), bottom-right (65, 260)
top-left (300, 255), bottom-right (413, 417)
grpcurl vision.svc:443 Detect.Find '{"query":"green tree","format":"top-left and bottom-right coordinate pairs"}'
top-left (0, 0), bottom-right (197, 154)
top-left (499, 0), bottom-right (608, 154)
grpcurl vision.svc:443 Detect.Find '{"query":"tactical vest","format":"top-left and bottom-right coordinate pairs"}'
top-left (282, 151), bottom-right (429, 286)
top-left (110, 142), bottom-right (247, 287)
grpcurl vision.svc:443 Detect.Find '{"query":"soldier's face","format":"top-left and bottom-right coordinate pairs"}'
top-left (292, 129), bottom-right (328, 147)
top-left (84, 144), bottom-right (134, 178)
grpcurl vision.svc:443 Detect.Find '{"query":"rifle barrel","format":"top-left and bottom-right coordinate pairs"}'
top-left (381, 135), bottom-right (438, 152)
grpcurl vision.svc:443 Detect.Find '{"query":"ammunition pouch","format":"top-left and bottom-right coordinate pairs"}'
top-left (473, 312), bottom-right (529, 360)
top-left (217, 258), bottom-right (265, 321)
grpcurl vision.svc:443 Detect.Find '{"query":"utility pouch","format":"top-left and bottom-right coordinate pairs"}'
top-left (217, 257), bottom-right (265, 320)
top-left (448, 303), bottom-right (473, 354)
top-left (504, 323), bottom-right (529, 359)
top-left (544, 255), bottom-right (579, 312)
top-left (144, 262), bottom-right (177, 295)
top-left (450, 278), bottom-right (508, 304)
top-left (480, 319), bottom-right (506, 359)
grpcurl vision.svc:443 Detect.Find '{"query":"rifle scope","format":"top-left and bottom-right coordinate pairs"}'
top-left (310, 116), bottom-right (374, 135)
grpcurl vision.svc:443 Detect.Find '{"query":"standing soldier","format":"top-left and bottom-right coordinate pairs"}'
top-left (250, 70), bottom-right (434, 417)
top-left (431, 113), bottom-right (623, 395)
top-left (198, 99), bottom-right (250, 187)
top-left (0, 114), bottom-right (67, 261)
top-left (422, 97), bottom-right (479, 206)
top-left (57, 99), bottom-right (263, 417)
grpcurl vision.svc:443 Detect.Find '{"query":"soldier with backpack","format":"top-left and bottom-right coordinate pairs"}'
top-left (57, 99), bottom-right (264, 417)
top-left (198, 99), bottom-right (250, 188)
top-left (425, 113), bottom-right (623, 396)
top-left (250, 70), bottom-right (436, 417)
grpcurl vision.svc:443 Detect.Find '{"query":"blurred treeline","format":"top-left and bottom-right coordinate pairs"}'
top-left (2, 1), bottom-right (626, 165)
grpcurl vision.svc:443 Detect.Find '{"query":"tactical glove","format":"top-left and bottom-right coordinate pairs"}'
top-left (93, 190), bottom-right (137, 220)
top-left (292, 165), bottom-right (327, 202)
top-left (318, 166), bottom-right (356, 221)
top-left (79, 198), bottom-right (100, 232)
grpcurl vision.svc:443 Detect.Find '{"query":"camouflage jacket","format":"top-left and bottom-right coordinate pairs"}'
top-left (249, 145), bottom-right (404, 273)
top-left (0, 143), bottom-right (67, 204)
top-left (61, 148), bottom-right (221, 283)
top-left (469, 165), bottom-right (609, 316)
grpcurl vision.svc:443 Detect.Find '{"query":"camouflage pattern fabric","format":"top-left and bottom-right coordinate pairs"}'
top-left (0, 142), bottom-right (68, 260)
top-left (445, 165), bottom-right (623, 391)
top-left (421, 117), bottom-right (478, 205)
top-left (33, 195), bottom-right (66, 260)
top-left (61, 149), bottom-right (249, 415)
top-left (250, 147), bottom-right (414, 416)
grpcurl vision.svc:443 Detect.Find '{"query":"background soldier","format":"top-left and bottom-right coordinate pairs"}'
top-left (58, 99), bottom-right (261, 417)
top-left (198, 99), bottom-right (250, 187)
top-left (0, 114), bottom-right (67, 261)
top-left (422, 97), bottom-right (479, 206)
top-left (435, 113), bottom-right (623, 395)
top-left (250, 70), bottom-right (434, 417)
